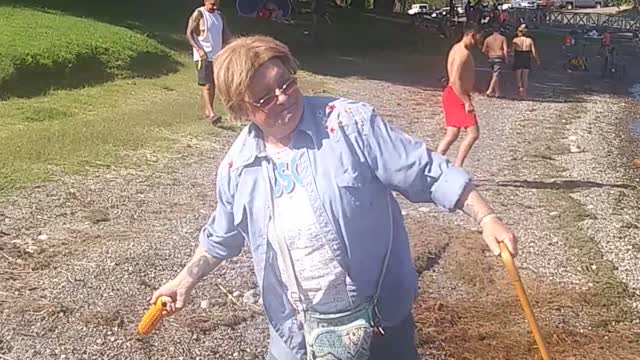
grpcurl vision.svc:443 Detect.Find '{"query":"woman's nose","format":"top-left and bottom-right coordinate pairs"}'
top-left (275, 89), bottom-right (288, 104)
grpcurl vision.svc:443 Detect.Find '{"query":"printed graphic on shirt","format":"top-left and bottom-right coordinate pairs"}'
top-left (273, 154), bottom-right (303, 198)
top-left (267, 146), bottom-right (352, 315)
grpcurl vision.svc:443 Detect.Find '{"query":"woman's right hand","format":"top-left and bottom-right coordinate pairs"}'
top-left (151, 278), bottom-right (193, 317)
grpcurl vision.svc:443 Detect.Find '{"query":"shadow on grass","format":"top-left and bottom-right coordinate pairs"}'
top-left (0, 52), bottom-right (180, 100)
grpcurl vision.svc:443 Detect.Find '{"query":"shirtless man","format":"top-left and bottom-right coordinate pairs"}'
top-left (482, 23), bottom-right (508, 97)
top-left (186, 0), bottom-right (233, 123)
top-left (437, 22), bottom-right (481, 168)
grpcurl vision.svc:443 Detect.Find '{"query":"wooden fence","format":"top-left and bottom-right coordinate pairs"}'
top-left (509, 8), bottom-right (640, 32)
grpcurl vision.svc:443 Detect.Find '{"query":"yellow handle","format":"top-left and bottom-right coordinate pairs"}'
top-left (136, 297), bottom-right (167, 336)
top-left (499, 243), bottom-right (551, 360)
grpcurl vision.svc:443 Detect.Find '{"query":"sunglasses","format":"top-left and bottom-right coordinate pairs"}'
top-left (252, 77), bottom-right (298, 111)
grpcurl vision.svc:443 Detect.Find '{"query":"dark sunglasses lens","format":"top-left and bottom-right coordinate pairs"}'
top-left (260, 95), bottom-right (277, 109)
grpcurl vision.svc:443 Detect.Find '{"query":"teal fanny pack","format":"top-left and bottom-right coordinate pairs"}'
top-left (303, 302), bottom-right (382, 360)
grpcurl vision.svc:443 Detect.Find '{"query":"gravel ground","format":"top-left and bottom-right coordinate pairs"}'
top-left (330, 66), bottom-right (640, 295)
top-left (558, 93), bottom-right (640, 307)
top-left (1, 51), bottom-right (639, 359)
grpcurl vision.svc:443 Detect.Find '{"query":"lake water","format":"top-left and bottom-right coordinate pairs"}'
top-left (630, 83), bottom-right (640, 136)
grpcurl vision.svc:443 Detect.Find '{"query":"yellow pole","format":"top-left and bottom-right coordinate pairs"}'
top-left (500, 243), bottom-right (551, 360)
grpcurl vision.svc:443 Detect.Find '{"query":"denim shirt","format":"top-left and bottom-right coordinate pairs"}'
top-left (199, 96), bottom-right (471, 359)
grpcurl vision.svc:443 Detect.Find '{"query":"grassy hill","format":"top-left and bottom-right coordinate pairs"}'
top-left (0, 1), bottom-right (445, 194)
top-left (0, 6), bottom-right (179, 99)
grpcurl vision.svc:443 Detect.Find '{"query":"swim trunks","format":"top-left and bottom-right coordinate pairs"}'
top-left (488, 57), bottom-right (504, 75)
top-left (441, 85), bottom-right (477, 129)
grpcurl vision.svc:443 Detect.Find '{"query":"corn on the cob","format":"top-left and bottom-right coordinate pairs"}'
top-left (136, 297), bottom-right (167, 335)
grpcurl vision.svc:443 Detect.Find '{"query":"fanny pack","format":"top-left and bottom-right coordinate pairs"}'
top-left (302, 301), bottom-right (384, 360)
top-left (265, 163), bottom-right (394, 360)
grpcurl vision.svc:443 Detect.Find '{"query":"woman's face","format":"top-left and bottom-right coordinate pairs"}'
top-left (244, 59), bottom-right (304, 143)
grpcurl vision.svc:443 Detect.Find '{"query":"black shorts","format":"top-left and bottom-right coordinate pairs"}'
top-left (195, 60), bottom-right (214, 86)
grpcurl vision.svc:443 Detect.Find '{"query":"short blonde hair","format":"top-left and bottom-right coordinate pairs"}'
top-left (517, 24), bottom-right (528, 36)
top-left (213, 35), bottom-right (299, 120)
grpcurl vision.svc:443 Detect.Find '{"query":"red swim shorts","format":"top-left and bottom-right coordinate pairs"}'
top-left (441, 85), bottom-right (477, 129)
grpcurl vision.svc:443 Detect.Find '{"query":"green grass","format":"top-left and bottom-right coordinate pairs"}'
top-left (0, 6), bottom-right (179, 99)
top-left (0, 52), bottom-right (331, 194)
top-left (0, 1), bottom-right (440, 195)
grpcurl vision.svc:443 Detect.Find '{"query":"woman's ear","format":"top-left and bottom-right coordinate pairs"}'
top-left (234, 104), bottom-right (249, 121)
top-left (231, 103), bottom-right (253, 123)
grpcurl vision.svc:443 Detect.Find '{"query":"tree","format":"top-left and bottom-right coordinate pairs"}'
top-left (373, 0), bottom-right (395, 12)
top-left (351, 0), bottom-right (367, 9)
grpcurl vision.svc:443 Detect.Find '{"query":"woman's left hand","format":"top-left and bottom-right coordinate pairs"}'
top-left (481, 215), bottom-right (517, 257)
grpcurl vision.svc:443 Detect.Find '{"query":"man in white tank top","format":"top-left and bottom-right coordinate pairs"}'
top-left (186, 0), bottom-right (232, 124)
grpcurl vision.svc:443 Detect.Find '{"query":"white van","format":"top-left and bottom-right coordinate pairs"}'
top-left (408, 4), bottom-right (431, 15)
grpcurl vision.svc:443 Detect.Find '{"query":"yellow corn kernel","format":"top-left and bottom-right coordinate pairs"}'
top-left (136, 297), bottom-right (166, 335)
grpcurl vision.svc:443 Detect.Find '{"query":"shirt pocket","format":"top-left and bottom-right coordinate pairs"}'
top-left (333, 154), bottom-right (372, 208)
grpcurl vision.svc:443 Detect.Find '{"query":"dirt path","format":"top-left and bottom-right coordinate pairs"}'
top-left (1, 54), bottom-right (640, 359)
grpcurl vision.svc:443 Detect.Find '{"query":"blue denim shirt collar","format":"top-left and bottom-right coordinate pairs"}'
top-left (233, 97), bottom-right (327, 170)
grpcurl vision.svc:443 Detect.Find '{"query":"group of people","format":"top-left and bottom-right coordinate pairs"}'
top-left (484, 22), bottom-right (541, 99)
top-left (148, 1), bottom-right (518, 359)
top-left (436, 20), bottom-right (540, 170)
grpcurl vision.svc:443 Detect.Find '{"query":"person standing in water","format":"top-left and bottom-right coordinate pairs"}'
top-left (437, 22), bottom-right (481, 168)
top-left (511, 24), bottom-right (540, 99)
top-left (186, 0), bottom-right (233, 123)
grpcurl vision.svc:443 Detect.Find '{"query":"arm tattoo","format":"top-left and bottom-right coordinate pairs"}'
top-left (186, 10), bottom-right (204, 50)
top-left (191, 11), bottom-right (203, 33)
top-left (186, 255), bottom-right (214, 281)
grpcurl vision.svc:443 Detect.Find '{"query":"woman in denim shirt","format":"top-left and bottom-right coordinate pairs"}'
top-left (151, 35), bottom-right (517, 359)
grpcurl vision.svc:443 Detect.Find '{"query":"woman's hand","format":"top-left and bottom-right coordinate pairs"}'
top-left (480, 214), bottom-right (517, 257)
top-left (151, 278), bottom-right (194, 317)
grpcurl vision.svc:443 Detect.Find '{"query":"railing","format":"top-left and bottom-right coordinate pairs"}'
top-left (509, 8), bottom-right (640, 32)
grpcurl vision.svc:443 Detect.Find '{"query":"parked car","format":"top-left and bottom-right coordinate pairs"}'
top-left (408, 3), bottom-right (432, 15)
top-left (537, 0), bottom-right (555, 8)
top-left (433, 5), bottom-right (465, 17)
top-left (556, 0), bottom-right (605, 9)
top-left (513, 0), bottom-right (538, 9)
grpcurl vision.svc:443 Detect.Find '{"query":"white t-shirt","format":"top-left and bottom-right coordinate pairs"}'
top-left (267, 146), bottom-right (352, 315)
top-left (192, 7), bottom-right (223, 61)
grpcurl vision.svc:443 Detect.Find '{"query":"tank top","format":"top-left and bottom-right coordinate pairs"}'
top-left (192, 7), bottom-right (223, 62)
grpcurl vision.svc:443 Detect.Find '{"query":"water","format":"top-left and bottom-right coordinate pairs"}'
top-left (630, 83), bottom-right (640, 136)
top-left (631, 119), bottom-right (640, 136)
top-left (631, 83), bottom-right (640, 99)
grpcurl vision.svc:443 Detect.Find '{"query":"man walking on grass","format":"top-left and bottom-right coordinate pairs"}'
top-left (437, 22), bottom-right (480, 168)
top-left (482, 23), bottom-right (508, 98)
top-left (187, 0), bottom-right (232, 124)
